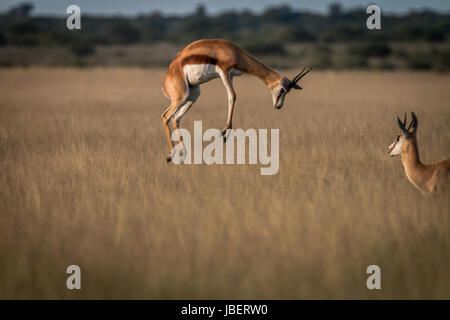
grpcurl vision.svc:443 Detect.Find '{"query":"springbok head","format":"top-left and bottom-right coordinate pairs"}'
top-left (272, 67), bottom-right (312, 109)
top-left (388, 112), bottom-right (418, 157)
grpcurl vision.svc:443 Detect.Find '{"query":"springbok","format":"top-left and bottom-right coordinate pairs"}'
top-left (388, 112), bottom-right (450, 193)
top-left (161, 39), bottom-right (311, 162)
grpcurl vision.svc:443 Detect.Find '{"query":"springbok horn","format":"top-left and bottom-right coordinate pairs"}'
top-left (294, 67), bottom-right (312, 84)
top-left (407, 112), bottom-right (418, 133)
top-left (397, 114), bottom-right (409, 136)
top-left (401, 112), bottom-right (407, 127)
top-left (291, 67), bottom-right (306, 84)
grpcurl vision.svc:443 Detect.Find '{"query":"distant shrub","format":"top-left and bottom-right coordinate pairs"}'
top-left (277, 28), bottom-right (317, 42)
top-left (379, 61), bottom-right (395, 70)
top-left (50, 31), bottom-right (77, 46)
top-left (337, 54), bottom-right (368, 69)
top-left (245, 42), bottom-right (287, 56)
top-left (393, 48), bottom-right (408, 59)
top-left (310, 45), bottom-right (332, 69)
top-left (70, 40), bottom-right (95, 57)
top-left (108, 22), bottom-right (141, 44)
top-left (0, 60), bottom-right (14, 67)
top-left (7, 3), bottom-right (34, 17)
top-left (8, 34), bottom-right (38, 46)
top-left (425, 28), bottom-right (445, 42)
top-left (393, 25), bottom-right (446, 42)
top-left (7, 19), bottom-right (38, 34)
top-left (406, 52), bottom-right (432, 70)
top-left (349, 42), bottom-right (392, 58)
top-left (433, 49), bottom-right (450, 72)
top-left (73, 58), bottom-right (88, 68)
top-left (6, 19), bottom-right (39, 46)
top-left (371, 58), bottom-right (395, 70)
top-left (0, 29), bottom-right (5, 46)
top-left (321, 25), bottom-right (366, 42)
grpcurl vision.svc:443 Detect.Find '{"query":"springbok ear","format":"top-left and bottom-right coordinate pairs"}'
top-left (293, 84), bottom-right (303, 90)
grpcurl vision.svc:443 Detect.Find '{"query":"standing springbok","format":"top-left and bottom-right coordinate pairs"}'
top-left (161, 39), bottom-right (311, 162)
top-left (388, 112), bottom-right (450, 193)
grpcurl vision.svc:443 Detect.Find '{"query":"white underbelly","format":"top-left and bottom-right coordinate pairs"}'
top-left (184, 64), bottom-right (220, 86)
top-left (184, 64), bottom-right (243, 86)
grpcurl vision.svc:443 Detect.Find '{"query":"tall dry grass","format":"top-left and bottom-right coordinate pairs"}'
top-left (0, 68), bottom-right (449, 299)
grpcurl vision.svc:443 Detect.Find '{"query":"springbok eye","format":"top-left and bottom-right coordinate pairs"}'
top-left (280, 88), bottom-right (286, 94)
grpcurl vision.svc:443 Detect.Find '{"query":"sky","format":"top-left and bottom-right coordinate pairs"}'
top-left (1, 0), bottom-right (449, 16)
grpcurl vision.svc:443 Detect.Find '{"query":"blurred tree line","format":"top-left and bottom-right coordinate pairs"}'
top-left (0, 2), bottom-right (449, 70)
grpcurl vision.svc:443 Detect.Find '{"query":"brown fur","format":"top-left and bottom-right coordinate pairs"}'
top-left (161, 39), bottom-right (285, 161)
top-left (401, 137), bottom-right (450, 193)
top-left (164, 39), bottom-right (282, 94)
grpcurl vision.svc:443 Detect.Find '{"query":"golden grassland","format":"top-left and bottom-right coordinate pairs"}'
top-left (0, 68), bottom-right (449, 299)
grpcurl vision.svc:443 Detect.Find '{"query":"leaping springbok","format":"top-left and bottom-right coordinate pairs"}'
top-left (161, 39), bottom-right (311, 162)
top-left (388, 112), bottom-right (449, 193)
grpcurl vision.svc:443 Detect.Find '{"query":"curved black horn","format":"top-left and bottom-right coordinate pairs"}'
top-left (292, 67), bottom-right (306, 83)
top-left (292, 67), bottom-right (312, 84)
top-left (407, 112), bottom-right (418, 133)
top-left (401, 112), bottom-right (407, 127)
top-left (397, 114), bottom-right (409, 136)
